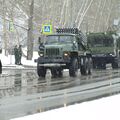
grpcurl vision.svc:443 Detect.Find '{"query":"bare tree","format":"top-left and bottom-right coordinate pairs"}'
top-left (27, 0), bottom-right (34, 60)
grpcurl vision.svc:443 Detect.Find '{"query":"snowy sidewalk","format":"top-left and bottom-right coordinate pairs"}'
top-left (11, 94), bottom-right (120, 120)
top-left (0, 51), bottom-right (38, 69)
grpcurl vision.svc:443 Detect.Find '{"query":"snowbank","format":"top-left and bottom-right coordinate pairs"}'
top-left (0, 49), bottom-right (39, 66)
top-left (11, 94), bottom-right (120, 120)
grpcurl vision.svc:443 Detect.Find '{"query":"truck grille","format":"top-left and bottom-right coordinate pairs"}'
top-left (46, 48), bottom-right (60, 56)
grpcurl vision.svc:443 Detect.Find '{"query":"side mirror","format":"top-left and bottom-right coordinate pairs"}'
top-left (39, 43), bottom-right (44, 50)
top-left (73, 41), bottom-right (77, 46)
top-left (72, 41), bottom-right (77, 50)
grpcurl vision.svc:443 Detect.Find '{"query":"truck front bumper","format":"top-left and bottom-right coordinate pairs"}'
top-left (38, 63), bottom-right (66, 67)
top-left (37, 57), bottom-right (70, 67)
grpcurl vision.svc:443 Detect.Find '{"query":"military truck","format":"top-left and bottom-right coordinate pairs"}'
top-left (37, 28), bottom-right (92, 77)
top-left (0, 44), bottom-right (2, 74)
top-left (87, 32), bottom-right (120, 69)
top-left (0, 59), bottom-right (1, 74)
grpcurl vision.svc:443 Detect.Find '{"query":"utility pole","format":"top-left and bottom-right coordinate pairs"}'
top-left (3, 0), bottom-right (7, 56)
top-left (27, 0), bottom-right (34, 60)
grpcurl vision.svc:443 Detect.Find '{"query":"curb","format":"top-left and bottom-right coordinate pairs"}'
top-left (2, 64), bottom-right (37, 70)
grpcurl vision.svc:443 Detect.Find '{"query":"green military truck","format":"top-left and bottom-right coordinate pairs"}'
top-left (87, 32), bottom-right (120, 69)
top-left (0, 60), bottom-right (2, 74)
top-left (0, 44), bottom-right (2, 74)
top-left (37, 28), bottom-right (92, 77)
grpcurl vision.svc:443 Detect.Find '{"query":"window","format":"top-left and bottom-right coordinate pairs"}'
top-left (45, 35), bottom-right (74, 44)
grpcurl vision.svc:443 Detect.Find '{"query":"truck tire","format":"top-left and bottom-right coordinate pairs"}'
top-left (37, 66), bottom-right (46, 77)
top-left (0, 60), bottom-right (2, 74)
top-left (88, 57), bottom-right (92, 75)
top-left (80, 57), bottom-right (92, 75)
top-left (80, 65), bottom-right (86, 75)
top-left (69, 58), bottom-right (78, 77)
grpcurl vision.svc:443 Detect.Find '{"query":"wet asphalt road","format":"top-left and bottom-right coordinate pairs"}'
top-left (0, 68), bottom-right (120, 98)
top-left (0, 67), bottom-right (120, 119)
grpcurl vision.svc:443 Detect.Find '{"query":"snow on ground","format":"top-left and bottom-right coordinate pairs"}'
top-left (11, 94), bottom-right (120, 120)
top-left (0, 49), bottom-right (39, 67)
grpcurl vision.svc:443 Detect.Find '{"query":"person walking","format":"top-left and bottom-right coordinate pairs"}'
top-left (14, 45), bottom-right (19, 65)
top-left (18, 45), bottom-right (22, 65)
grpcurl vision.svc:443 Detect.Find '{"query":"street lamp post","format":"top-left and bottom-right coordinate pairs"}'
top-left (112, 34), bottom-right (119, 56)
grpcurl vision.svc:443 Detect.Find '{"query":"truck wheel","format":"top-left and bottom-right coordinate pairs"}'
top-left (69, 58), bottom-right (78, 77)
top-left (80, 57), bottom-right (91, 75)
top-left (0, 60), bottom-right (2, 74)
top-left (88, 57), bottom-right (93, 75)
top-left (37, 66), bottom-right (46, 77)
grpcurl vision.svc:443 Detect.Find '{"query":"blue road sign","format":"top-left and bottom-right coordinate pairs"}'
top-left (44, 26), bottom-right (50, 32)
top-left (42, 24), bottom-right (52, 34)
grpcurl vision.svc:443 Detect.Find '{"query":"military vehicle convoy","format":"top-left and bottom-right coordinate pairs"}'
top-left (37, 28), bottom-right (92, 77)
top-left (87, 32), bottom-right (120, 69)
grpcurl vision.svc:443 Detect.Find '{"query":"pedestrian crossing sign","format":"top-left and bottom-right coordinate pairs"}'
top-left (42, 24), bottom-right (52, 35)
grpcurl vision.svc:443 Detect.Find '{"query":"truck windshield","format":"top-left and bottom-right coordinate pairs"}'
top-left (45, 35), bottom-right (73, 44)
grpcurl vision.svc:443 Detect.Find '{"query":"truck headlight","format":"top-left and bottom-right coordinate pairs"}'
top-left (64, 53), bottom-right (69, 57)
top-left (63, 52), bottom-right (70, 58)
top-left (38, 51), bottom-right (44, 57)
top-left (40, 53), bottom-right (44, 57)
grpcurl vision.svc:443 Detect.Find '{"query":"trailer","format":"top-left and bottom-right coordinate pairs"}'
top-left (87, 32), bottom-right (120, 69)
